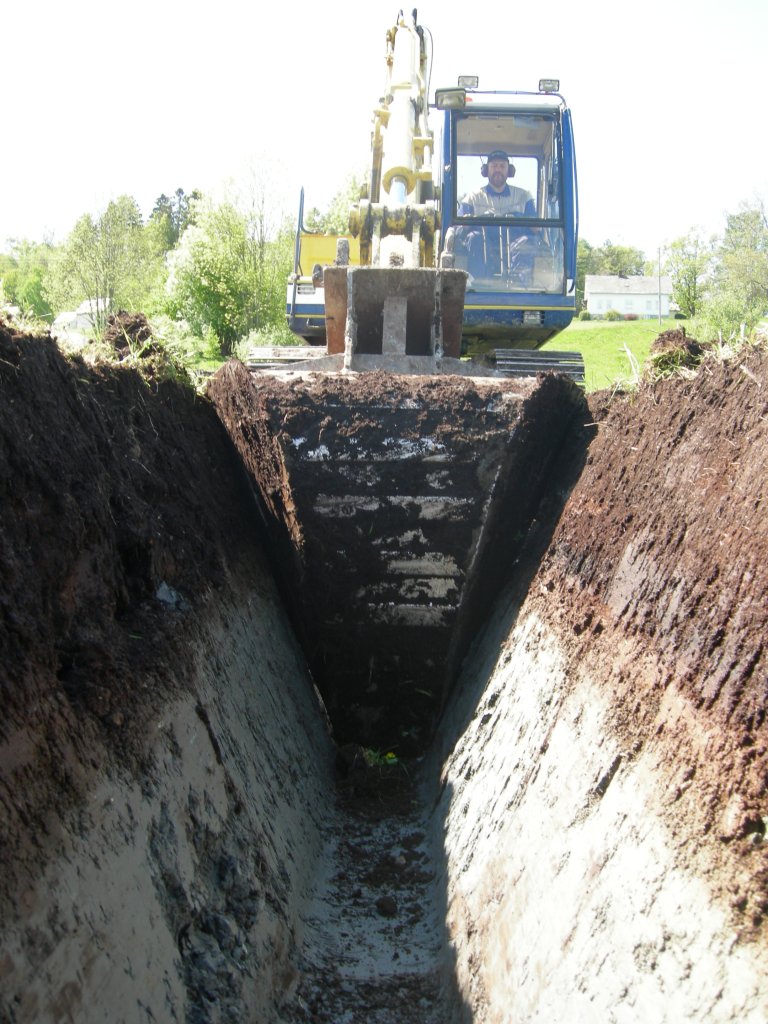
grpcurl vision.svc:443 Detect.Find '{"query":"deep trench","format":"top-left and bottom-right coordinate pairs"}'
top-left (207, 370), bottom-right (593, 1022)
top-left (3, 332), bottom-right (768, 1024)
top-left (199, 357), bottom-right (768, 1024)
top-left (185, 500), bottom-right (570, 1024)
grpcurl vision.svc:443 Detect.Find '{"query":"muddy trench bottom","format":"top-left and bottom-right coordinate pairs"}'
top-left (286, 752), bottom-right (461, 1024)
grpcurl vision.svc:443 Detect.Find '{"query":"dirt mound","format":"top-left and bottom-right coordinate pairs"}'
top-left (649, 326), bottom-right (694, 351)
top-left (102, 310), bottom-right (160, 358)
top-left (648, 326), bottom-right (707, 371)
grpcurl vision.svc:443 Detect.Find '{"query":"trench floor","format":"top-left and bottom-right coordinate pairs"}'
top-left (285, 757), bottom-right (460, 1023)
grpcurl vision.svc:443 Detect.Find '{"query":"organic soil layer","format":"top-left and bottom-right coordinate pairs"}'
top-left (1, 320), bottom-right (767, 1022)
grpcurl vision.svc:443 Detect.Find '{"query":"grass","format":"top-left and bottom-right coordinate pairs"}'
top-left (543, 318), bottom-right (681, 392)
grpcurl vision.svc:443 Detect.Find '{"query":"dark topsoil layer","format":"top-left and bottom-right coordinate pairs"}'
top-left (1, 320), bottom-right (767, 939)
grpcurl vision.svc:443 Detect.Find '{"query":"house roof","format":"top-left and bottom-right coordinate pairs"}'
top-left (585, 275), bottom-right (672, 295)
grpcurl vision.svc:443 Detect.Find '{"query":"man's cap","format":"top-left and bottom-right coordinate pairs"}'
top-left (486, 150), bottom-right (510, 163)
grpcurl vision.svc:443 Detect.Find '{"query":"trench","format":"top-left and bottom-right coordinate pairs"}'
top-left (193, 364), bottom-right (595, 1022)
top-left (2, 332), bottom-right (767, 1024)
top-left (264, 389), bottom-right (590, 1022)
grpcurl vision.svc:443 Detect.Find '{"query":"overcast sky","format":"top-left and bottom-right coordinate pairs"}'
top-left (3, 0), bottom-right (767, 260)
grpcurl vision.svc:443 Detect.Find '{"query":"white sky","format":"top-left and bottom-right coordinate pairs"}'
top-left (3, 0), bottom-right (767, 260)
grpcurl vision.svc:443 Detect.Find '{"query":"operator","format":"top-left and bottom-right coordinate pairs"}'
top-left (452, 151), bottom-right (537, 279)
top-left (460, 150), bottom-right (535, 219)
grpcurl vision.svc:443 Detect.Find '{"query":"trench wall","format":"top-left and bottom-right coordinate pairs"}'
top-left (429, 348), bottom-right (768, 1022)
top-left (432, 611), bottom-right (767, 1022)
top-left (0, 332), bottom-right (337, 1023)
top-left (2, 581), bottom-right (335, 1023)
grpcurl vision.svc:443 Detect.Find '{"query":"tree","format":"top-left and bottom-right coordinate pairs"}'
top-left (304, 174), bottom-right (365, 234)
top-left (575, 239), bottom-right (598, 309)
top-left (0, 240), bottom-right (55, 320)
top-left (664, 230), bottom-right (713, 318)
top-left (150, 188), bottom-right (201, 250)
top-left (595, 241), bottom-right (645, 278)
top-left (690, 197), bottom-right (768, 341)
top-left (45, 196), bottom-right (165, 332)
top-left (718, 199), bottom-right (768, 314)
top-left (165, 194), bottom-right (294, 355)
top-left (575, 239), bottom-right (646, 309)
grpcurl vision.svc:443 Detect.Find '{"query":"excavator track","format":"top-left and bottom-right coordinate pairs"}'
top-left (493, 348), bottom-right (586, 382)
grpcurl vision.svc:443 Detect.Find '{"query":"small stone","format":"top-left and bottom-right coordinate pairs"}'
top-left (375, 894), bottom-right (397, 918)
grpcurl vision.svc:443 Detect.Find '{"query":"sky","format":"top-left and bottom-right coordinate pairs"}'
top-left (3, 0), bottom-right (767, 261)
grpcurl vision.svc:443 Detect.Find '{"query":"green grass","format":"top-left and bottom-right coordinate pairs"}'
top-left (543, 318), bottom-right (680, 392)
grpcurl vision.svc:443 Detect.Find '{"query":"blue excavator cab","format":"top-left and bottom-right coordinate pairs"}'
top-left (435, 82), bottom-right (579, 350)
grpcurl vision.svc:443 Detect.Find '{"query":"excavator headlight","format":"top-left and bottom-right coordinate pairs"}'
top-left (458, 75), bottom-right (479, 89)
top-left (538, 78), bottom-right (560, 93)
top-left (435, 87), bottom-right (467, 110)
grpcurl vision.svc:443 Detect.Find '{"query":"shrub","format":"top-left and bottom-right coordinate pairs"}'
top-left (604, 309), bottom-right (622, 321)
top-left (578, 310), bottom-right (591, 321)
top-left (689, 293), bottom-right (763, 346)
top-left (623, 313), bottom-right (639, 321)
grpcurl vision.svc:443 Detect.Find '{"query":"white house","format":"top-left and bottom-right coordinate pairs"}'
top-left (51, 298), bottom-right (110, 347)
top-left (584, 275), bottom-right (673, 319)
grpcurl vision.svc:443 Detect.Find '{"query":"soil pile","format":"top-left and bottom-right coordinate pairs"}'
top-left (430, 343), bottom-right (768, 1020)
top-left (548, 345), bottom-right (768, 928)
top-left (102, 310), bottom-right (160, 359)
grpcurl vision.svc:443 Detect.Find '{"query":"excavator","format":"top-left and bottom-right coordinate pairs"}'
top-left (212, 12), bottom-right (588, 754)
top-left (283, 8), bottom-right (582, 380)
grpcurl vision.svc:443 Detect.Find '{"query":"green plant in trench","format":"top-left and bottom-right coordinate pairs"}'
top-left (362, 749), bottom-right (399, 768)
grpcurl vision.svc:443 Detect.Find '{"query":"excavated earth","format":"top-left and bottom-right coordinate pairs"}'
top-left (0, 318), bottom-right (767, 1023)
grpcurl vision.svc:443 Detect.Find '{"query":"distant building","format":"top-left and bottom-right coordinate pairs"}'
top-left (584, 275), bottom-right (673, 318)
top-left (51, 298), bottom-right (109, 346)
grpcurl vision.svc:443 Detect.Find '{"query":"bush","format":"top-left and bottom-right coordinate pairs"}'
top-left (578, 310), bottom-right (591, 321)
top-left (151, 315), bottom-right (222, 370)
top-left (623, 313), bottom-right (639, 321)
top-left (604, 309), bottom-right (622, 321)
top-left (689, 293), bottom-right (764, 346)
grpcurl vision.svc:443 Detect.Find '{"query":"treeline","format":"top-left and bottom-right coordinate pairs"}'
top-left (0, 187), bottom-right (296, 357)
top-left (1, 186), bottom-right (767, 356)
top-left (577, 198), bottom-right (768, 338)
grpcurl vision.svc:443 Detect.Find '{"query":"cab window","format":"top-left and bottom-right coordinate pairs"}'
top-left (454, 112), bottom-right (561, 221)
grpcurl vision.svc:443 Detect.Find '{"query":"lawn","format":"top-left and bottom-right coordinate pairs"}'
top-left (543, 318), bottom-right (680, 392)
